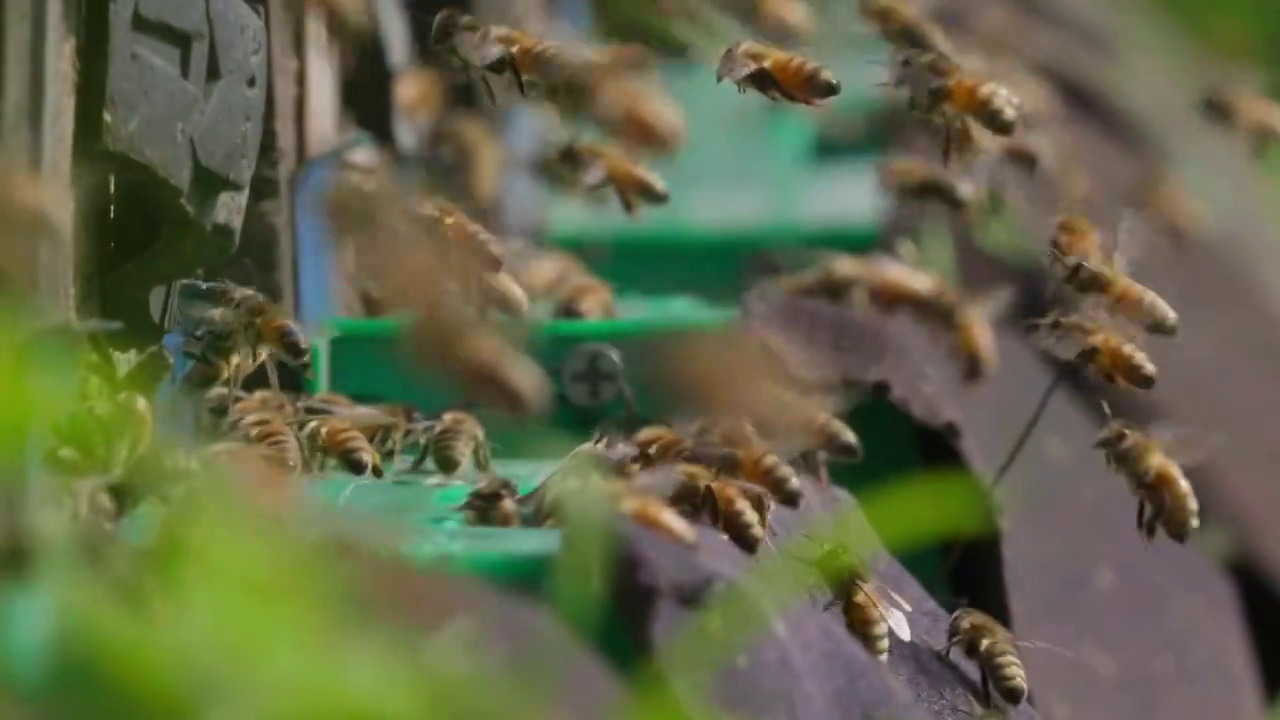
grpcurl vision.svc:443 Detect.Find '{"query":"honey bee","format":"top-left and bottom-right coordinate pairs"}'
top-left (668, 464), bottom-right (768, 554)
top-left (775, 251), bottom-right (1012, 382)
top-left (940, 608), bottom-right (1029, 709)
top-left (1049, 247), bottom-right (1179, 337)
top-left (300, 416), bottom-right (385, 477)
top-left (190, 281), bottom-right (311, 392)
top-left (510, 248), bottom-right (591, 299)
top-left (1137, 170), bottom-right (1204, 246)
top-left (413, 321), bottom-right (555, 417)
top-left (756, 0), bottom-right (816, 40)
top-left (429, 10), bottom-right (534, 103)
top-left (1049, 213), bottom-right (1108, 265)
top-left (458, 476), bottom-right (522, 527)
top-left (428, 112), bottom-right (505, 210)
top-left (781, 411), bottom-right (865, 463)
top-left (412, 410), bottom-right (490, 476)
top-left (879, 155), bottom-right (981, 214)
top-left (391, 65), bottom-right (447, 145)
top-left (857, 0), bottom-right (954, 56)
top-left (1200, 85), bottom-right (1280, 157)
top-left (801, 540), bottom-right (913, 662)
top-left (554, 273), bottom-right (618, 320)
top-left (417, 197), bottom-right (528, 318)
top-left (709, 432), bottom-right (804, 509)
top-left (892, 50), bottom-right (1020, 164)
top-left (510, 247), bottom-right (616, 319)
top-left (1028, 312), bottom-right (1157, 390)
top-left (716, 41), bottom-right (841, 106)
top-left (585, 77), bottom-right (688, 154)
top-left (227, 410), bottom-right (305, 474)
top-left (547, 140), bottom-right (670, 217)
top-left (616, 493), bottom-right (699, 546)
top-left (1094, 401), bottom-right (1204, 543)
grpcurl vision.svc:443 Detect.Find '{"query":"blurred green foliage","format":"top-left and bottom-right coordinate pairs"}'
top-left (1150, 0), bottom-right (1280, 88)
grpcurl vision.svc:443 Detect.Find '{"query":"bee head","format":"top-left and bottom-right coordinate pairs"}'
top-left (947, 607), bottom-right (983, 639)
top-left (430, 9), bottom-right (470, 49)
top-left (1199, 88), bottom-right (1235, 123)
top-left (714, 43), bottom-right (747, 84)
top-left (1093, 421), bottom-right (1134, 450)
top-left (814, 71), bottom-right (842, 100)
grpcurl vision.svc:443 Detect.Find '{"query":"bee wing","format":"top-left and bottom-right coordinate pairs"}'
top-left (1029, 321), bottom-right (1088, 362)
top-left (452, 28), bottom-right (509, 69)
top-left (1145, 423), bottom-right (1222, 468)
top-left (578, 159), bottom-right (611, 191)
top-left (1016, 639), bottom-right (1074, 657)
top-left (860, 582), bottom-right (913, 641)
top-left (968, 285), bottom-right (1017, 321)
top-left (715, 48), bottom-right (761, 84)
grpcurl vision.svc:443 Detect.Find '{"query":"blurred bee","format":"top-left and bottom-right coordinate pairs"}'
top-left (1200, 85), bottom-right (1280, 157)
top-left (511, 246), bottom-right (616, 320)
top-left (1137, 170), bottom-right (1204, 246)
top-left (1049, 245), bottom-right (1179, 337)
top-left (554, 273), bottom-right (618, 320)
top-left (414, 321), bottom-right (555, 417)
top-left (428, 112), bottom-right (505, 210)
top-left (775, 251), bottom-right (1012, 382)
top-left (940, 608), bottom-right (1028, 708)
top-left (857, 0), bottom-right (954, 56)
top-left (546, 140), bottom-right (670, 217)
top-left (756, 0), bottom-right (816, 40)
top-left (227, 409), bottom-right (305, 474)
top-left (800, 539), bottom-right (913, 662)
top-left (781, 410), bottom-right (865, 463)
top-left (1028, 312), bottom-right (1157, 390)
top-left (428, 9), bottom-right (536, 103)
top-left (302, 0), bottom-right (372, 37)
top-left (668, 464), bottom-right (769, 554)
top-left (458, 476), bottom-right (522, 527)
top-left (616, 492), bottom-right (699, 546)
top-left (1049, 213), bottom-right (1108, 265)
top-left (1094, 401), bottom-right (1204, 543)
top-left (417, 197), bottom-right (528, 318)
top-left (586, 78), bottom-right (688, 154)
top-left (391, 65), bottom-right (446, 146)
top-left (879, 155), bottom-right (981, 215)
top-left (892, 50), bottom-right (1020, 164)
top-left (300, 416), bottom-right (384, 477)
top-left (412, 410), bottom-right (490, 476)
top-left (716, 41), bottom-right (841, 106)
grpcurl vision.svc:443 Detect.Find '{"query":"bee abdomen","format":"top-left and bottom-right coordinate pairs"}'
top-left (983, 649), bottom-right (1029, 705)
top-left (753, 453), bottom-right (803, 507)
top-left (721, 498), bottom-right (765, 553)
top-left (844, 594), bottom-right (891, 662)
top-left (771, 56), bottom-right (840, 101)
top-left (973, 82), bottom-right (1019, 135)
top-left (432, 425), bottom-right (477, 475)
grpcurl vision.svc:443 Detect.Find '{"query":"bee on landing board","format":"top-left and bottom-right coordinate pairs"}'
top-left (412, 410), bottom-right (491, 476)
top-left (891, 49), bottom-right (1021, 165)
top-left (299, 416), bottom-right (384, 478)
top-left (796, 539), bottom-right (912, 662)
top-left (940, 609), bottom-right (1029, 709)
top-left (1028, 312), bottom-right (1158, 390)
top-left (546, 140), bottom-right (670, 217)
top-left (716, 41), bottom-right (841, 106)
top-left (668, 463), bottom-right (770, 554)
top-left (459, 475), bottom-right (522, 527)
top-left (1094, 401), bottom-right (1207, 544)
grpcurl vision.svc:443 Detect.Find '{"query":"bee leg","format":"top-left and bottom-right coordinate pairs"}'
top-left (409, 439), bottom-right (432, 473)
top-left (616, 188), bottom-right (638, 217)
top-left (264, 357), bottom-right (281, 393)
top-left (979, 668), bottom-right (994, 708)
top-left (1135, 499), bottom-right (1146, 535)
top-left (937, 637), bottom-right (960, 658)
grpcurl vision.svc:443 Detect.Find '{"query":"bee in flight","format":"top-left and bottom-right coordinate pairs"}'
top-left (716, 41), bottom-right (841, 106)
top-left (429, 9), bottom-right (535, 103)
top-left (796, 538), bottom-right (912, 662)
top-left (879, 154), bottom-right (981, 216)
top-left (511, 246), bottom-right (617, 320)
top-left (459, 475), bottom-right (522, 527)
top-left (857, 0), bottom-right (955, 57)
top-left (1200, 84), bottom-right (1280, 158)
top-left (1028, 312), bottom-right (1158, 390)
top-left (546, 139), bottom-right (670, 217)
top-left (891, 49), bottom-right (1021, 165)
top-left (1094, 401), bottom-right (1208, 544)
top-left (1048, 229), bottom-right (1179, 336)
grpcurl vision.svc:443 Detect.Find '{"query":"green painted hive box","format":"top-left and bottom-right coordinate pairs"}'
top-left (545, 58), bottom-right (891, 298)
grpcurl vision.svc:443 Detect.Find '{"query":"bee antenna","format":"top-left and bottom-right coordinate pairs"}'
top-left (1099, 399), bottom-right (1112, 419)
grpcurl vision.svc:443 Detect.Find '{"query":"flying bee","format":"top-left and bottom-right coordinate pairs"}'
top-left (428, 112), bottom-right (505, 210)
top-left (892, 49), bottom-right (1020, 164)
top-left (1200, 85), bottom-right (1280, 157)
top-left (412, 410), bottom-right (490, 476)
top-left (458, 475), bottom-right (522, 527)
top-left (428, 10), bottom-right (534, 103)
top-left (857, 0), bottom-right (955, 56)
top-left (616, 492), bottom-right (699, 546)
top-left (879, 155), bottom-right (981, 215)
top-left (511, 248), bottom-right (591, 299)
top-left (780, 410), bottom-right (865, 463)
top-left (391, 64), bottom-right (446, 146)
top-left (688, 417), bottom-right (765, 450)
top-left (586, 78), bottom-right (688, 154)
top-left (554, 273), bottom-right (618, 320)
top-left (1049, 248), bottom-right (1179, 336)
top-left (716, 41), bottom-right (841, 106)
top-left (299, 416), bottom-right (384, 478)
top-left (939, 608), bottom-right (1029, 709)
top-left (755, 0), bottom-right (816, 40)
top-left (547, 140), bottom-right (670, 217)
top-left (668, 464), bottom-right (768, 554)
top-left (798, 539), bottom-right (913, 662)
top-left (1094, 401), bottom-right (1208, 544)
top-left (1028, 312), bottom-right (1157, 390)
top-left (1050, 213), bottom-right (1108, 265)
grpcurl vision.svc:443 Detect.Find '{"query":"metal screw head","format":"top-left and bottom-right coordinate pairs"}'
top-left (560, 342), bottom-right (626, 409)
